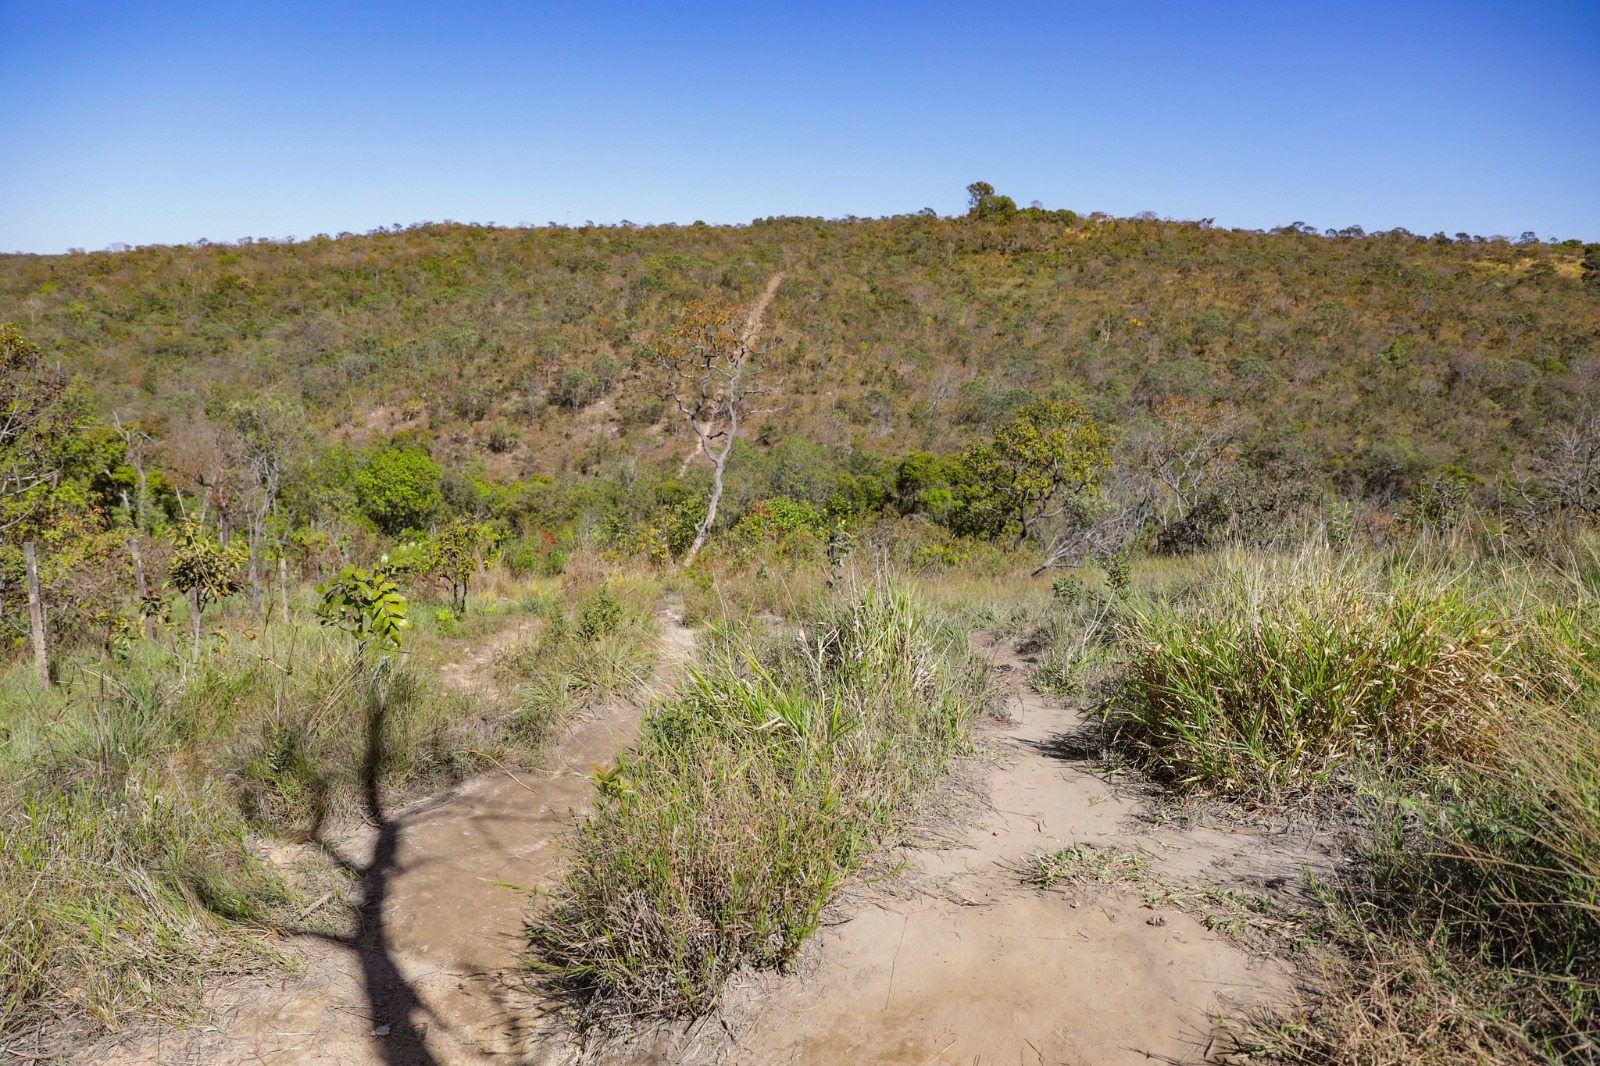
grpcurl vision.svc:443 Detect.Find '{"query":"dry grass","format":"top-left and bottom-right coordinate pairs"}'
top-left (0, 570), bottom-right (580, 1044)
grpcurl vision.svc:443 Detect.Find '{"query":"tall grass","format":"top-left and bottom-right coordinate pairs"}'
top-left (528, 582), bottom-right (989, 1021)
top-left (0, 605), bottom-right (550, 1043)
top-left (1093, 541), bottom-right (1600, 1059)
top-left (1103, 548), bottom-right (1552, 797)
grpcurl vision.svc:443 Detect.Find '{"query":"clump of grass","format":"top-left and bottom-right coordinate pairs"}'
top-left (527, 581), bottom-right (989, 1022)
top-left (497, 580), bottom-right (659, 729)
top-left (1239, 905), bottom-right (1554, 1064)
top-left (1025, 843), bottom-right (1148, 887)
top-left (1104, 541), bottom-right (1600, 1059)
top-left (0, 781), bottom-right (294, 1040)
top-left (1103, 548), bottom-right (1534, 798)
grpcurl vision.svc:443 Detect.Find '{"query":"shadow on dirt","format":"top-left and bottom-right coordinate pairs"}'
top-left (281, 667), bottom-right (445, 1066)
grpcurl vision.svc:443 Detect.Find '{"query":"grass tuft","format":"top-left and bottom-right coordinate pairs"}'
top-left (527, 580), bottom-right (989, 1022)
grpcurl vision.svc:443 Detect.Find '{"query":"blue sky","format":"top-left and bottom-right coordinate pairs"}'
top-left (2, 1), bottom-right (1596, 252)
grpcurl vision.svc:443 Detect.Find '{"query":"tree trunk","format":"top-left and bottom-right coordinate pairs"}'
top-left (681, 450), bottom-right (728, 568)
top-left (190, 589), bottom-right (203, 662)
top-left (278, 554), bottom-right (291, 623)
top-left (24, 542), bottom-right (48, 687)
top-left (247, 542), bottom-right (262, 615)
top-left (129, 534), bottom-right (156, 639)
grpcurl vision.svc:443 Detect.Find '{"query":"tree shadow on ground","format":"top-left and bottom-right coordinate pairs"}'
top-left (281, 673), bottom-right (446, 1066)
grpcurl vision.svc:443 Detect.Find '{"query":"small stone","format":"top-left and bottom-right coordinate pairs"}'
top-left (373, 1024), bottom-right (391, 1036)
top-left (1146, 914), bottom-right (1167, 927)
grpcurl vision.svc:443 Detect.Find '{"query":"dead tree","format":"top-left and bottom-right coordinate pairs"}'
top-left (649, 297), bottom-right (778, 567)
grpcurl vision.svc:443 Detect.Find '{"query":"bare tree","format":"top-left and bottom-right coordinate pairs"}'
top-left (649, 287), bottom-right (780, 567)
top-left (1131, 397), bottom-right (1246, 531)
top-left (1513, 410), bottom-right (1600, 521)
top-left (1030, 398), bottom-right (1245, 574)
top-left (222, 396), bottom-right (304, 615)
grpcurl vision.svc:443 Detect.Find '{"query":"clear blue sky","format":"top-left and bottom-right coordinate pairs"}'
top-left (2, 1), bottom-right (1596, 252)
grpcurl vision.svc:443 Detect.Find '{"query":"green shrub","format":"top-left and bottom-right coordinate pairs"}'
top-left (576, 582), bottom-right (623, 641)
top-left (355, 447), bottom-right (443, 534)
top-left (549, 367), bottom-right (601, 410)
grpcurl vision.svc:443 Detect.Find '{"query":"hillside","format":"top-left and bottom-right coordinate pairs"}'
top-left (3, 208), bottom-right (1596, 508)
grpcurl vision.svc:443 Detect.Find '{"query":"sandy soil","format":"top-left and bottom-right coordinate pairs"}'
top-left (83, 622), bottom-right (1326, 1066)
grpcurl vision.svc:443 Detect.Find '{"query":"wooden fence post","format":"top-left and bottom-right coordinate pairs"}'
top-left (24, 541), bottom-right (48, 687)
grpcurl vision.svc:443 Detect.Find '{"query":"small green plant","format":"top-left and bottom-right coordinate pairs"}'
top-left (167, 519), bottom-right (246, 661)
top-left (315, 565), bottom-right (409, 661)
top-left (576, 582), bottom-right (623, 642)
top-left (1099, 550), bottom-right (1131, 595)
top-left (1050, 573), bottom-right (1083, 602)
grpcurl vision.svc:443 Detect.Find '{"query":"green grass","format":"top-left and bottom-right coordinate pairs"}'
top-left (1025, 843), bottom-right (1148, 888)
top-left (494, 576), bottom-right (661, 728)
top-left (527, 580), bottom-right (990, 1022)
top-left (1101, 547), bottom-right (1558, 798)
top-left (0, 579), bottom-right (571, 1044)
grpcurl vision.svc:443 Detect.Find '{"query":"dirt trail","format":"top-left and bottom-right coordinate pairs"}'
top-left (96, 607), bottom-right (697, 1066)
top-left (628, 635), bottom-right (1328, 1066)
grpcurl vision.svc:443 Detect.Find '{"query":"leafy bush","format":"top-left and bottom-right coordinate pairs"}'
top-left (549, 367), bottom-right (601, 410)
top-left (355, 447), bottom-right (442, 534)
top-left (485, 418), bottom-right (519, 453)
top-left (728, 497), bottom-right (826, 556)
top-left (575, 582), bottom-right (623, 641)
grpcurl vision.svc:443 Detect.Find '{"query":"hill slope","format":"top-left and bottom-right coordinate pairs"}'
top-left (2, 211), bottom-right (1596, 500)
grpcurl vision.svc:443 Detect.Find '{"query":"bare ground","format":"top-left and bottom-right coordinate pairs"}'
top-left (591, 634), bottom-right (1332, 1066)
top-left (81, 622), bottom-right (1329, 1066)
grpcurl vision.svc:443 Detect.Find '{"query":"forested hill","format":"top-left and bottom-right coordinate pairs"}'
top-left (2, 209), bottom-right (1597, 501)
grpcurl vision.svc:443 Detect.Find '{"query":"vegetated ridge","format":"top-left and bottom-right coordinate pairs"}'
top-left (3, 198), bottom-right (1596, 505)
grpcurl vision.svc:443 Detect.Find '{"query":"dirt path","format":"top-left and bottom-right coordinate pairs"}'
top-left (626, 634), bottom-right (1328, 1065)
top-left (96, 607), bottom-right (697, 1066)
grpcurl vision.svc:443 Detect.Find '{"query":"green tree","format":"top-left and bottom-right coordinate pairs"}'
top-left (549, 367), bottom-right (601, 409)
top-left (168, 519), bottom-right (246, 661)
top-left (428, 519), bottom-right (495, 614)
top-left (0, 324), bottom-right (81, 533)
top-left (355, 447), bottom-right (442, 534)
top-left (956, 399), bottom-right (1109, 547)
top-left (1582, 243), bottom-right (1600, 287)
top-left (966, 181), bottom-right (1018, 222)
